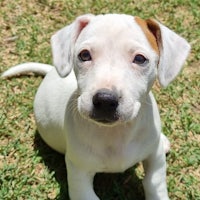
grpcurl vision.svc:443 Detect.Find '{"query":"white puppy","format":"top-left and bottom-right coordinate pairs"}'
top-left (2, 14), bottom-right (190, 200)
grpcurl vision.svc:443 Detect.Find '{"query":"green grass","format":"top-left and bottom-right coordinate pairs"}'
top-left (0, 0), bottom-right (199, 199)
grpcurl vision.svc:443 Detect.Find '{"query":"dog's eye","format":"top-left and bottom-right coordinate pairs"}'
top-left (133, 54), bottom-right (148, 65)
top-left (78, 50), bottom-right (92, 62)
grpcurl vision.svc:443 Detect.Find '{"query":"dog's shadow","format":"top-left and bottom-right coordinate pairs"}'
top-left (34, 131), bottom-right (145, 200)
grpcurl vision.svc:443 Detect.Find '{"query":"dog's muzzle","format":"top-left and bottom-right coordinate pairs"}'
top-left (91, 89), bottom-right (119, 124)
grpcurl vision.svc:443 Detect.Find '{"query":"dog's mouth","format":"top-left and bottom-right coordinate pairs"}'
top-left (90, 112), bottom-right (119, 125)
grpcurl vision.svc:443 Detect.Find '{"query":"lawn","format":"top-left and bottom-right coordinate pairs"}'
top-left (0, 0), bottom-right (199, 199)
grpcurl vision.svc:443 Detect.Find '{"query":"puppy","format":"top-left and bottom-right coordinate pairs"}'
top-left (2, 14), bottom-right (190, 200)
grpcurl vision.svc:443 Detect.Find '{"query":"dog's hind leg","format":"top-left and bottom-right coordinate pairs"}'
top-left (161, 133), bottom-right (170, 154)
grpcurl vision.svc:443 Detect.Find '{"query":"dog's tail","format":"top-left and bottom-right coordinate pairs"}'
top-left (1, 62), bottom-right (53, 78)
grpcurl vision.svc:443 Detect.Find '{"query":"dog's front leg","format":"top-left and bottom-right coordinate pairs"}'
top-left (142, 140), bottom-right (169, 200)
top-left (65, 156), bottom-right (99, 200)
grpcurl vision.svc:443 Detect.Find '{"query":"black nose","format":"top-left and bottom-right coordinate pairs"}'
top-left (91, 89), bottom-right (119, 123)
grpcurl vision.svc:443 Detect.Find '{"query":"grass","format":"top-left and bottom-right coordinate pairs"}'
top-left (0, 0), bottom-right (199, 199)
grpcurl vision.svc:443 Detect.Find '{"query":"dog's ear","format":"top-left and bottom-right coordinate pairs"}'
top-left (51, 14), bottom-right (94, 77)
top-left (146, 19), bottom-right (191, 87)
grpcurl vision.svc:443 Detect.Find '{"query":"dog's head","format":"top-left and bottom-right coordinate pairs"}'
top-left (51, 14), bottom-right (190, 126)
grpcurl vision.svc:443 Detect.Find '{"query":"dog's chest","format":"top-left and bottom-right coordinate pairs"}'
top-left (98, 142), bottom-right (141, 172)
top-left (68, 126), bottom-right (152, 173)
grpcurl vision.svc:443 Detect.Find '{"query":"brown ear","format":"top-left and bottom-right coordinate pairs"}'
top-left (135, 17), bottom-right (190, 87)
top-left (146, 19), bottom-right (162, 53)
top-left (135, 17), bottom-right (160, 55)
top-left (146, 19), bottom-right (190, 87)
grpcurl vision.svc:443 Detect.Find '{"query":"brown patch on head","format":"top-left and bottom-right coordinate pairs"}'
top-left (135, 17), bottom-right (161, 55)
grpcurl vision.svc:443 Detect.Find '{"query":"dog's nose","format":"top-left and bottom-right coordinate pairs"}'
top-left (91, 89), bottom-right (119, 123)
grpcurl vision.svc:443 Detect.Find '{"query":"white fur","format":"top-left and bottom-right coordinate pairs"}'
top-left (156, 22), bottom-right (191, 87)
top-left (2, 62), bottom-right (53, 77)
top-left (2, 14), bottom-right (190, 200)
